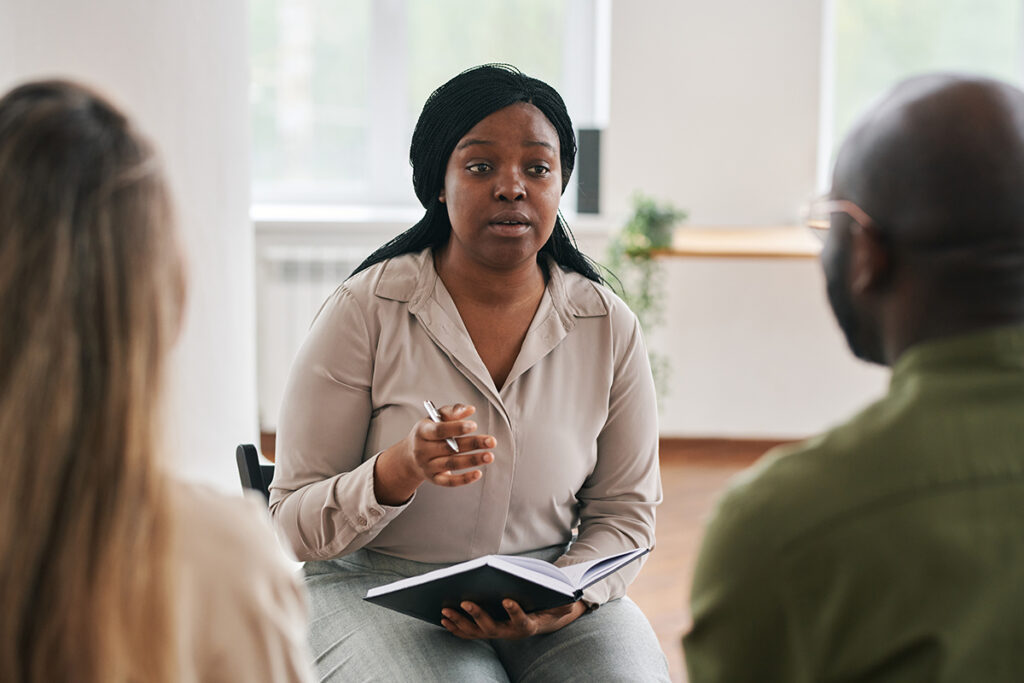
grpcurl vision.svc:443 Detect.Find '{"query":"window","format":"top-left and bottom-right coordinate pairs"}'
top-left (250, 0), bottom-right (609, 212)
top-left (819, 0), bottom-right (1024, 187)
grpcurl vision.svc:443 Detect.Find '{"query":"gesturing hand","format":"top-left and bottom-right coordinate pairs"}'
top-left (406, 403), bottom-right (496, 487)
top-left (373, 403), bottom-right (496, 505)
top-left (441, 600), bottom-right (587, 640)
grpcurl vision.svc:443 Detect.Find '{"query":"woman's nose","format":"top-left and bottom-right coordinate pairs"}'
top-left (493, 168), bottom-right (526, 201)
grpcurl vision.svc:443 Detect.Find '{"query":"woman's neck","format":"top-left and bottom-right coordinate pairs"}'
top-left (433, 247), bottom-right (547, 308)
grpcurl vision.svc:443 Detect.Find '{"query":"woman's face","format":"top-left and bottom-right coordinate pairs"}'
top-left (439, 102), bottom-right (562, 272)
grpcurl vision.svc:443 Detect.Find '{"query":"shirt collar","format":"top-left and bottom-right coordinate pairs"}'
top-left (890, 323), bottom-right (1024, 389)
top-left (373, 247), bottom-right (609, 321)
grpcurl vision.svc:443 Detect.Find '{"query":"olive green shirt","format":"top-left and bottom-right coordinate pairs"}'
top-left (685, 325), bottom-right (1024, 682)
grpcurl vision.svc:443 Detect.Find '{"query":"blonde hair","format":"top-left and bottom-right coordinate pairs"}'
top-left (0, 81), bottom-right (186, 682)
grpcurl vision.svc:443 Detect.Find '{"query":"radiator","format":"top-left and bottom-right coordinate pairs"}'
top-left (256, 245), bottom-right (369, 430)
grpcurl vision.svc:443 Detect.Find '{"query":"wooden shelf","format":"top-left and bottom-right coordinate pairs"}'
top-left (652, 225), bottom-right (821, 259)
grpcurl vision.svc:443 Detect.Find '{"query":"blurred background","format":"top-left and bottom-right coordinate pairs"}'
top-left (249, 0), bottom-right (1022, 454)
top-left (3, 0), bottom-right (1020, 486)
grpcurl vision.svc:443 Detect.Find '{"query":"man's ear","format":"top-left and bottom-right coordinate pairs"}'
top-left (848, 223), bottom-right (891, 294)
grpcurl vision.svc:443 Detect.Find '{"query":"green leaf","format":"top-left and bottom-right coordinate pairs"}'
top-left (600, 193), bottom-right (687, 408)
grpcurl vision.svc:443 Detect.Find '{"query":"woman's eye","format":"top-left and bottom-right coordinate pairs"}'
top-left (467, 163), bottom-right (491, 173)
top-left (529, 165), bottom-right (551, 176)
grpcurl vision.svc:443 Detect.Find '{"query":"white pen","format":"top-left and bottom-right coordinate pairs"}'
top-left (423, 400), bottom-right (460, 452)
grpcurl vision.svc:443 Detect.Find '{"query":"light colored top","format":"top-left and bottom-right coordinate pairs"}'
top-left (173, 483), bottom-right (314, 683)
top-left (269, 247), bottom-right (662, 606)
top-left (684, 325), bottom-right (1024, 682)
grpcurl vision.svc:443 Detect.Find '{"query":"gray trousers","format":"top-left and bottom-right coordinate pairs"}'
top-left (304, 547), bottom-right (670, 682)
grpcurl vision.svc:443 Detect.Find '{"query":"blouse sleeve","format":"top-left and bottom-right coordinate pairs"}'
top-left (554, 311), bottom-right (662, 606)
top-left (268, 286), bottom-right (412, 561)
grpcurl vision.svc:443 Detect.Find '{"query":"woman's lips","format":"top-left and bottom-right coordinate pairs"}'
top-left (487, 221), bottom-right (531, 237)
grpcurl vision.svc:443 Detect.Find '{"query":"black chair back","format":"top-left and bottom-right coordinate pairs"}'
top-left (236, 443), bottom-right (274, 502)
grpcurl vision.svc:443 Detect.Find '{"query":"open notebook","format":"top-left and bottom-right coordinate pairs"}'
top-left (364, 547), bottom-right (650, 625)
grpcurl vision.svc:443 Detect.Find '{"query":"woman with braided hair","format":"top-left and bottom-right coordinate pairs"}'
top-left (271, 64), bottom-right (668, 681)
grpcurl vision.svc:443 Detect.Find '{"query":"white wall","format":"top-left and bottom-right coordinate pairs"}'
top-left (604, 1), bottom-right (888, 437)
top-left (0, 0), bottom-right (258, 490)
top-left (651, 258), bottom-right (887, 438)
top-left (606, 0), bottom-right (822, 224)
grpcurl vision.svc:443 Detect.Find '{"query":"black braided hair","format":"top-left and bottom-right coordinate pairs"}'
top-left (350, 63), bottom-right (603, 283)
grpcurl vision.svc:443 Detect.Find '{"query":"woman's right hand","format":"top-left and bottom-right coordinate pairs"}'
top-left (373, 404), bottom-right (496, 505)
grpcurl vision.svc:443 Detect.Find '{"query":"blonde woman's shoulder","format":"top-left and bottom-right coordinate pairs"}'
top-left (170, 482), bottom-right (314, 683)
top-left (172, 483), bottom-right (288, 566)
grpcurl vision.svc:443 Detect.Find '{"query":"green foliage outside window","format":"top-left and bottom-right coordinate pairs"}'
top-left (830, 0), bottom-right (1023, 166)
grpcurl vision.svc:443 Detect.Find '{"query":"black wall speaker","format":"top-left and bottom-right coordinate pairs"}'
top-left (576, 128), bottom-right (601, 214)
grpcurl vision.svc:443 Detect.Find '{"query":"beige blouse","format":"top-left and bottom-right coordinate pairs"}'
top-left (173, 483), bottom-right (313, 683)
top-left (269, 248), bottom-right (662, 605)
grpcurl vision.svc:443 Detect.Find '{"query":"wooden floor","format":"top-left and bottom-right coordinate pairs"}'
top-left (628, 439), bottom-right (788, 682)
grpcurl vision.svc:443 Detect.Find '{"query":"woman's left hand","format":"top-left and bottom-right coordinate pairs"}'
top-left (440, 599), bottom-right (587, 640)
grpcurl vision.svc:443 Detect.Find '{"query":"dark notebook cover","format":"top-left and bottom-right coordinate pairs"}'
top-left (366, 564), bottom-right (577, 624)
top-left (363, 548), bottom-right (649, 626)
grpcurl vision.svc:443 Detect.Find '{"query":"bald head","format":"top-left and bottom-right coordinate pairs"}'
top-left (835, 74), bottom-right (1024, 249)
top-left (824, 74), bottom-right (1024, 364)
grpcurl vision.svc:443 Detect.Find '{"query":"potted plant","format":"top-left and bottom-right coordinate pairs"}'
top-left (605, 193), bottom-right (687, 403)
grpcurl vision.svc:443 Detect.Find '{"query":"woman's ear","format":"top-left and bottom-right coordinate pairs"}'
top-left (849, 222), bottom-right (891, 295)
top-left (438, 188), bottom-right (446, 204)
